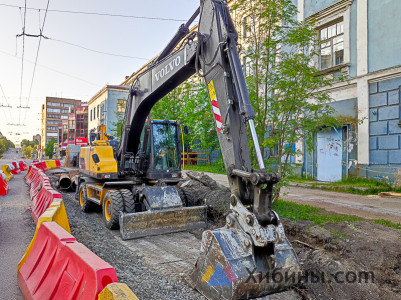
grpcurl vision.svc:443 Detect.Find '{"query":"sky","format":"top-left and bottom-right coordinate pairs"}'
top-left (0, 0), bottom-right (199, 144)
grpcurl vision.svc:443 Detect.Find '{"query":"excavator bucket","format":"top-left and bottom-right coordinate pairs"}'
top-left (186, 229), bottom-right (301, 300)
top-left (120, 186), bottom-right (207, 240)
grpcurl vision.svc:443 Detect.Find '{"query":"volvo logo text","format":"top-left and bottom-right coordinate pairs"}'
top-left (155, 56), bottom-right (181, 81)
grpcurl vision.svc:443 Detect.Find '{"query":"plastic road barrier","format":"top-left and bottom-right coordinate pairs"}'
top-left (1, 165), bottom-right (14, 181)
top-left (31, 187), bottom-right (62, 224)
top-left (45, 160), bottom-right (58, 170)
top-left (0, 171), bottom-right (9, 195)
top-left (19, 160), bottom-right (28, 171)
top-left (11, 161), bottom-right (21, 174)
top-left (18, 199), bottom-right (71, 273)
top-left (18, 222), bottom-right (118, 300)
top-left (99, 283), bottom-right (139, 300)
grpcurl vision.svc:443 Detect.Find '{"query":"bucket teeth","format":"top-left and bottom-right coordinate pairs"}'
top-left (120, 205), bottom-right (207, 240)
top-left (186, 228), bottom-right (301, 300)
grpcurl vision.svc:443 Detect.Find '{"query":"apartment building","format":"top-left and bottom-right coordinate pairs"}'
top-left (88, 85), bottom-right (130, 136)
top-left (290, 0), bottom-right (401, 183)
top-left (40, 97), bottom-right (82, 150)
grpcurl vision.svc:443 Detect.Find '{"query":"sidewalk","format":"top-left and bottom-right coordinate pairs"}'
top-left (0, 149), bottom-right (35, 299)
top-left (183, 170), bottom-right (401, 224)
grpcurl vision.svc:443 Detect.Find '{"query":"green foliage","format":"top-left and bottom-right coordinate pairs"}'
top-left (288, 176), bottom-right (401, 195)
top-left (0, 136), bottom-right (15, 156)
top-left (184, 163), bottom-right (227, 174)
top-left (151, 82), bottom-right (219, 155)
top-left (45, 139), bottom-right (56, 158)
top-left (232, 0), bottom-right (342, 198)
top-left (273, 199), bottom-right (401, 229)
top-left (21, 138), bottom-right (38, 148)
top-left (111, 112), bottom-right (125, 140)
top-left (24, 145), bottom-right (34, 158)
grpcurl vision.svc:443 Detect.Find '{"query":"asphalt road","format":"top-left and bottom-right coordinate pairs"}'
top-left (0, 149), bottom-right (34, 300)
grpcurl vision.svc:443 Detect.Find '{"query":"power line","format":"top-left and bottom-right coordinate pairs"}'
top-left (16, 33), bottom-right (150, 60)
top-left (46, 37), bottom-right (150, 60)
top-left (0, 3), bottom-right (187, 22)
top-left (0, 82), bottom-right (11, 122)
top-left (18, 0), bottom-right (27, 124)
top-left (0, 49), bottom-right (99, 87)
top-left (23, 0), bottom-right (50, 125)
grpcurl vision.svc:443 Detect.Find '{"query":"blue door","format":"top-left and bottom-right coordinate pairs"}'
top-left (316, 128), bottom-right (342, 182)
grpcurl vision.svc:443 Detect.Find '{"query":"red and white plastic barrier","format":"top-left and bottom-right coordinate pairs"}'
top-left (18, 222), bottom-right (118, 300)
top-left (0, 171), bottom-right (9, 196)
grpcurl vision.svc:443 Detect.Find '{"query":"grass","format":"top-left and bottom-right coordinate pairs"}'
top-left (183, 163), bottom-right (227, 174)
top-left (288, 176), bottom-right (400, 195)
top-left (273, 199), bottom-right (401, 230)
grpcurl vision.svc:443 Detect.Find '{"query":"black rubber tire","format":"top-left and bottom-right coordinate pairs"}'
top-left (79, 184), bottom-right (93, 212)
top-left (103, 190), bottom-right (124, 229)
top-left (119, 189), bottom-right (136, 213)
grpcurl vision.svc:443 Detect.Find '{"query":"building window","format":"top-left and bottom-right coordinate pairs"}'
top-left (61, 115), bottom-right (68, 119)
top-left (46, 132), bottom-right (58, 137)
top-left (62, 103), bottom-right (74, 108)
top-left (47, 102), bottom-right (60, 106)
top-left (47, 126), bottom-right (58, 131)
top-left (319, 20), bottom-right (344, 70)
top-left (117, 99), bottom-right (126, 113)
top-left (97, 105), bottom-right (100, 118)
top-left (47, 108), bottom-right (60, 113)
top-left (62, 109), bottom-right (70, 114)
top-left (47, 114), bottom-right (60, 119)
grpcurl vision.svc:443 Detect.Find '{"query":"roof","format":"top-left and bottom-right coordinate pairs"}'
top-left (88, 85), bottom-right (130, 105)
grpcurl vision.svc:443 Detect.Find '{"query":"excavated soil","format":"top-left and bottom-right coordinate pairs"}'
top-left (51, 171), bottom-right (401, 299)
top-left (178, 172), bottom-right (401, 299)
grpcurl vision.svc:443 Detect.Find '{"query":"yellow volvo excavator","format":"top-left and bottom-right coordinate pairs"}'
top-left (76, 1), bottom-right (300, 298)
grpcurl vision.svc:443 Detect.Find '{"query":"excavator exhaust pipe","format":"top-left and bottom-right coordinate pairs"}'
top-left (186, 212), bottom-right (301, 299)
top-left (120, 186), bottom-right (207, 240)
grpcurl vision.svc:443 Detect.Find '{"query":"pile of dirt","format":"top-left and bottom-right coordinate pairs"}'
top-left (284, 219), bottom-right (401, 299)
top-left (178, 171), bottom-right (401, 299)
top-left (177, 171), bottom-right (231, 225)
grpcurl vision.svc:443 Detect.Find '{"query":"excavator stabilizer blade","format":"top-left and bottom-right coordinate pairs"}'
top-left (186, 229), bottom-right (301, 300)
top-left (120, 206), bottom-right (207, 240)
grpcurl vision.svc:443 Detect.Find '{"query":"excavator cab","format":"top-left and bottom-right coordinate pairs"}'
top-left (137, 119), bottom-right (182, 181)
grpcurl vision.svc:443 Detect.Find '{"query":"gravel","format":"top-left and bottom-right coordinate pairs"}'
top-left (61, 191), bottom-right (205, 300)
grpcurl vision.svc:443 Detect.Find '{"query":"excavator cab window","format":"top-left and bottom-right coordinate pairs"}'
top-left (152, 122), bottom-right (180, 171)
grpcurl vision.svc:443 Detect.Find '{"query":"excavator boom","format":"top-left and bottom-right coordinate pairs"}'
top-left (115, 0), bottom-right (300, 298)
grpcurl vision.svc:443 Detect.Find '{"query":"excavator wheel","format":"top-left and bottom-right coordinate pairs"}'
top-left (79, 184), bottom-right (94, 212)
top-left (120, 189), bottom-right (136, 213)
top-left (103, 190), bottom-right (124, 229)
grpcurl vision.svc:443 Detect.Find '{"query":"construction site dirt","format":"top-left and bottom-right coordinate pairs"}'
top-left (49, 171), bottom-right (401, 300)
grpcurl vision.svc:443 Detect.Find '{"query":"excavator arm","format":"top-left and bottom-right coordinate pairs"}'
top-left (118, 0), bottom-right (300, 298)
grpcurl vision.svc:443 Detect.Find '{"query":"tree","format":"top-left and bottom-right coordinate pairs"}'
top-left (232, 0), bottom-right (341, 199)
top-left (45, 139), bottom-right (56, 158)
top-left (24, 146), bottom-right (34, 158)
top-left (151, 81), bottom-right (219, 157)
top-left (111, 111), bottom-right (125, 140)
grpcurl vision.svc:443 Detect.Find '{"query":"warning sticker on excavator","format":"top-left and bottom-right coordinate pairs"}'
top-left (208, 80), bottom-right (222, 133)
top-left (208, 80), bottom-right (217, 100)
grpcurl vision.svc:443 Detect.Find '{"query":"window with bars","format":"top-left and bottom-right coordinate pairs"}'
top-left (319, 20), bottom-right (344, 70)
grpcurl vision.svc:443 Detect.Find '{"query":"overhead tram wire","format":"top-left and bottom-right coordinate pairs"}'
top-left (0, 3), bottom-right (187, 22)
top-left (0, 49), bottom-right (99, 87)
top-left (18, 0), bottom-right (27, 125)
top-left (23, 0), bottom-right (50, 125)
top-left (45, 37), bottom-right (150, 60)
top-left (0, 81), bottom-right (11, 122)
